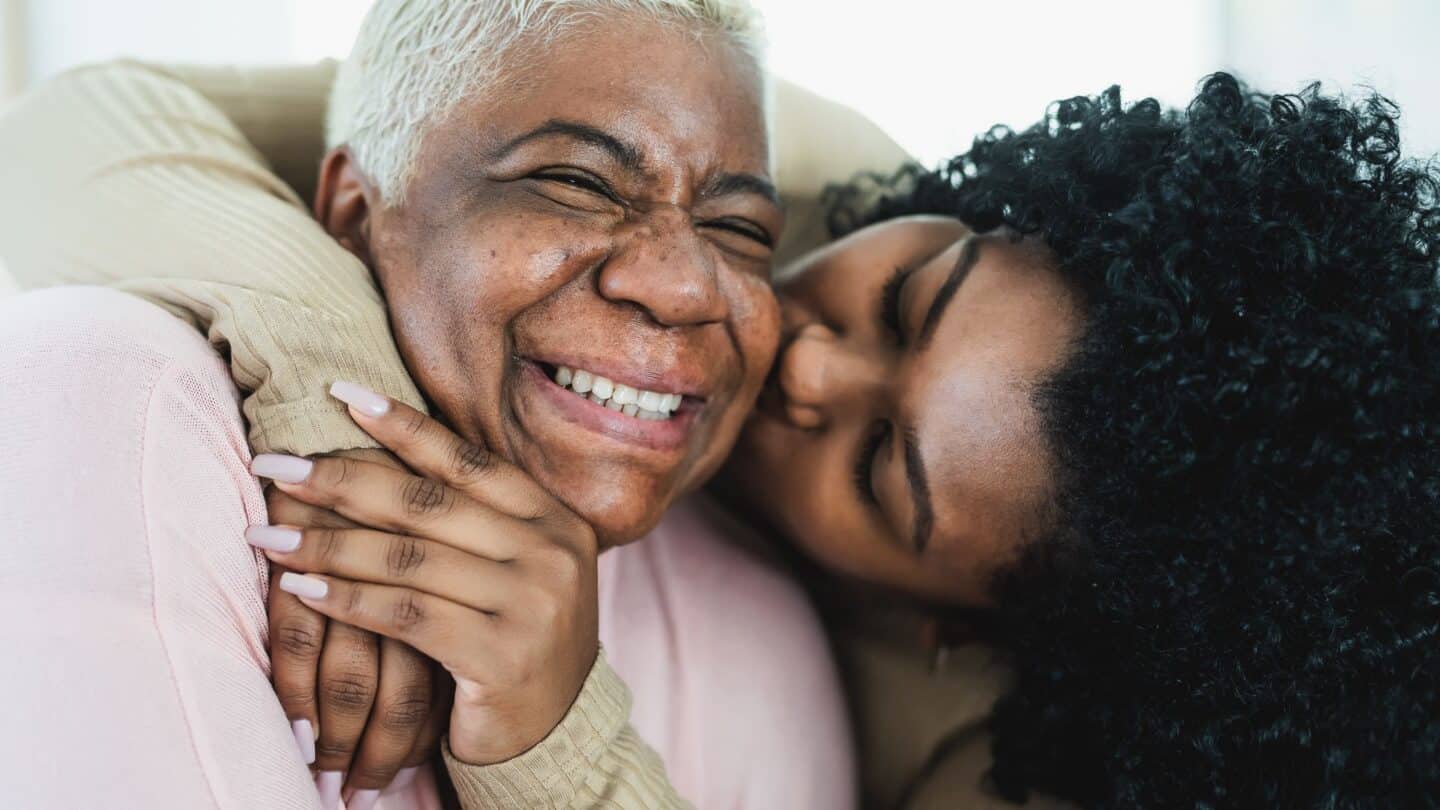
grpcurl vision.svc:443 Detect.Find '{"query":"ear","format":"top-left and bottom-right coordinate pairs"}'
top-left (314, 146), bottom-right (378, 266)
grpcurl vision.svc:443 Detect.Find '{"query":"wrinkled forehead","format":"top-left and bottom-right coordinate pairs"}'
top-left (456, 15), bottom-right (771, 180)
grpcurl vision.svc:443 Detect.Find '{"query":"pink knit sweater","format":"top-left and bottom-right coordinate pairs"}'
top-left (0, 286), bottom-right (855, 809)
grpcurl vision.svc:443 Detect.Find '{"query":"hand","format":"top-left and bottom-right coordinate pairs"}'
top-left (254, 450), bottom-right (450, 809)
top-left (249, 383), bottom-right (600, 765)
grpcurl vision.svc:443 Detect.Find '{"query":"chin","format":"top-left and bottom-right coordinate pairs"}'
top-left (560, 477), bottom-right (673, 548)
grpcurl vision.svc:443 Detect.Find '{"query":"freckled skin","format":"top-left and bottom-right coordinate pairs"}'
top-left (318, 16), bottom-right (783, 546)
top-left (716, 217), bottom-right (1082, 606)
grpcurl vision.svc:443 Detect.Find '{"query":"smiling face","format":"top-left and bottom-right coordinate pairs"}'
top-left (319, 14), bottom-right (782, 546)
top-left (717, 216), bottom-right (1083, 605)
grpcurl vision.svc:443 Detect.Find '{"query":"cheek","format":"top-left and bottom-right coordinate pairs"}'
top-left (730, 274), bottom-right (781, 388)
top-left (373, 207), bottom-right (602, 444)
top-left (733, 417), bottom-right (894, 579)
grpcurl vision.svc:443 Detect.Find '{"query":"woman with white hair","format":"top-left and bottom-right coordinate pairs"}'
top-left (0, 1), bottom-right (885, 808)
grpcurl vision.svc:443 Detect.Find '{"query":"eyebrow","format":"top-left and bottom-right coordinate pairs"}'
top-left (489, 119), bottom-right (647, 174)
top-left (917, 235), bottom-right (981, 348)
top-left (698, 171), bottom-right (781, 206)
top-left (903, 427), bottom-right (935, 553)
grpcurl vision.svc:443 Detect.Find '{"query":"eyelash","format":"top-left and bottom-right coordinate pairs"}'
top-left (705, 219), bottom-right (773, 248)
top-left (852, 420), bottom-right (891, 506)
top-left (878, 265), bottom-right (909, 340)
top-left (535, 169), bottom-right (619, 202)
top-left (536, 171), bottom-right (771, 248)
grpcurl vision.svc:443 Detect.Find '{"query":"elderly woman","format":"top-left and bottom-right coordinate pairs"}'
top-left (6, 7), bottom-right (1439, 810)
top-left (0, 2), bottom-right (877, 809)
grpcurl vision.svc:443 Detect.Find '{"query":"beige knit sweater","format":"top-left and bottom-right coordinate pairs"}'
top-left (0, 60), bottom-right (909, 808)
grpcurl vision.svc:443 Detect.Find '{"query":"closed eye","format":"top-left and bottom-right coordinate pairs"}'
top-left (533, 169), bottom-right (621, 203)
top-left (702, 217), bottom-right (774, 249)
top-left (852, 420), bottom-right (892, 506)
top-left (878, 264), bottom-right (917, 341)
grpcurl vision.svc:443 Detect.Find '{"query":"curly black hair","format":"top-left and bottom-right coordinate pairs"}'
top-left (830, 74), bottom-right (1440, 807)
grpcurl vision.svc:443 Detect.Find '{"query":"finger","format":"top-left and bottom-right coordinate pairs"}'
top-left (255, 526), bottom-right (514, 613)
top-left (268, 565), bottom-right (327, 765)
top-left (344, 638), bottom-right (433, 796)
top-left (314, 622), bottom-right (380, 777)
top-left (267, 486), bottom-right (361, 531)
top-left (254, 455), bottom-right (524, 560)
top-left (329, 381), bottom-right (552, 516)
top-left (405, 662), bottom-right (452, 768)
top-left (279, 572), bottom-right (499, 670)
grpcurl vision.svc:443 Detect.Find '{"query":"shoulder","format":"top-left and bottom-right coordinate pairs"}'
top-left (3, 286), bottom-right (224, 366)
top-left (0, 287), bottom-right (241, 429)
top-left (652, 498), bottom-right (831, 662)
top-left (647, 498), bottom-right (859, 805)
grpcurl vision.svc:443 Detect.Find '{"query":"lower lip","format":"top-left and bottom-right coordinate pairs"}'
top-left (521, 361), bottom-right (702, 452)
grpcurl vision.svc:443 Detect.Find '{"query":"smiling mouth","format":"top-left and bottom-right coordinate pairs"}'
top-left (547, 364), bottom-right (686, 420)
top-left (520, 359), bottom-right (706, 452)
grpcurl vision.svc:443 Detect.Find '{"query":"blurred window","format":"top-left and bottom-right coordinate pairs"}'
top-left (6, 0), bottom-right (1435, 162)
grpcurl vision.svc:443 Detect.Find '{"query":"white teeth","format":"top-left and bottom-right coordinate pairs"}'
top-left (550, 365), bottom-right (684, 420)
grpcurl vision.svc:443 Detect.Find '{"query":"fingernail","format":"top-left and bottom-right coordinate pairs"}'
top-left (384, 765), bottom-right (422, 794)
top-left (330, 381), bottom-right (391, 418)
top-left (279, 572), bottom-right (328, 600)
top-left (246, 525), bottom-right (301, 553)
top-left (316, 771), bottom-right (343, 810)
top-left (347, 789), bottom-right (381, 810)
top-left (252, 453), bottom-right (314, 484)
top-left (291, 718), bottom-right (316, 764)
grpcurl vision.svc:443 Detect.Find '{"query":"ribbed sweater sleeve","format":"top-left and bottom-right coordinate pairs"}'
top-left (442, 651), bottom-right (690, 809)
top-left (0, 60), bottom-right (424, 455)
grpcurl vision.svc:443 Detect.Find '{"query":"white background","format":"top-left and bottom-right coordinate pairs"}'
top-left (0, 0), bottom-right (1437, 166)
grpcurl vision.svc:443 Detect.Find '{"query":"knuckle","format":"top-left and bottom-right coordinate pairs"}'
top-left (274, 685), bottom-right (317, 711)
top-left (391, 593), bottom-right (427, 633)
top-left (377, 686), bottom-right (432, 732)
top-left (321, 672), bottom-right (378, 713)
top-left (385, 535), bottom-right (426, 579)
top-left (272, 620), bottom-right (323, 659)
top-left (401, 477), bottom-right (451, 518)
top-left (313, 527), bottom-right (343, 564)
top-left (401, 409), bottom-right (428, 438)
top-left (343, 581), bottom-right (366, 616)
top-left (449, 439), bottom-right (493, 480)
top-left (314, 739), bottom-right (358, 760)
top-left (325, 457), bottom-right (355, 488)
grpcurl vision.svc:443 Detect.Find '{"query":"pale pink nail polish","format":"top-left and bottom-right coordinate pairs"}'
top-left (246, 525), bottom-right (301, 553)
top-left (316, 771), bottom-right (343, 810)
top-left (330, 381), bottom-right (392, 418)
top-left (291, 718), bottom-right (316, 764)
top-left (279, 572), bottom-right (328, 600)
top-left (251, 453), bottom-right (313, 484)
top-left (347, 789), bottom-right (381, 810)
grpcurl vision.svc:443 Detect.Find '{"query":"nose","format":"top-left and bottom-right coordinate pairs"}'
top-left (597, 208), bottom-right (728, 327)
top-left (777, 322), bottom-right (889, 429)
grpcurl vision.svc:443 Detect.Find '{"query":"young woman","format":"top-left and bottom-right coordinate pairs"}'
top-left (5, 50), bottom-right (1437, 810)
top-left (266, 72), bottom-right (1440, 807)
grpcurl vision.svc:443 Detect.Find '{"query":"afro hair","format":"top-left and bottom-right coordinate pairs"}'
top-left (830, 73), bottom-right (1440, 807)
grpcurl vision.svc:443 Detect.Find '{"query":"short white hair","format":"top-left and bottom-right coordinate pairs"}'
top-left (328, 0), bottom-right (767, 202)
